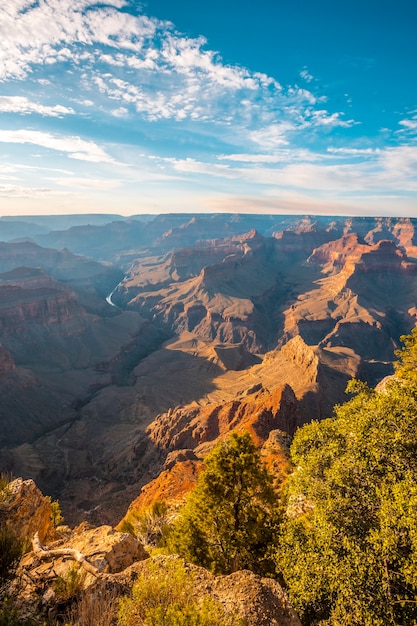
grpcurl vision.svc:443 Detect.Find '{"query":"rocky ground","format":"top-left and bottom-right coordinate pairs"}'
top-left (2, 477), bottom-right (301, 626)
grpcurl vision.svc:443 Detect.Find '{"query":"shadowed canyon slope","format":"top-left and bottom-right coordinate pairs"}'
top-left (0, 214), bottom-right (416, 524)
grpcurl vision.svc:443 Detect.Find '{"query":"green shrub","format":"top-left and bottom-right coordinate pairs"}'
top-left (0, 526), bottom-right (22, 585)
top-left (53, 563), bottom-right (86, 603)
top-left (45, 496), bottom-right (64, 528)
top-left (0, 474), bottom-right (13, 500)
top-left (118, 519), bottom-right (135, 537)
top-left (117, 558), bottom-right (243, 626)
top-left (133, 501), bottom-right (170, 549)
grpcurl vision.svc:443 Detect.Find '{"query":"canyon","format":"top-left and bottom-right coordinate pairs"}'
top-left (0, 214), bottom-right (416, 525)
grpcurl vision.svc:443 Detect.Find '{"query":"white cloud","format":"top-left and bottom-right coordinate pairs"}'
top-left (156, 142), bottom-right (417, 197)
top-left (93, 74), bottom-right (203, 122)
top-left (0, 129), bottom-right (115, 163)
top-left (218, 154), bottom-right (286, 164)
top-left (218, 149), bottom-right (331, 164)
top-left (398, 118), bottom-right (417, 132)
top-left (111, 106), bottom-right (129, 118)
top-left (327, 147), bottom-right (381, 157)
top-left (0, 0), bottom-right (358, 136)
top-left (0, 96), bottom-right (74, 117)
top-left (288, 86), bottom-right (317, 105)
top-left (309, 109), bottom-right (357, 128)
top-left (379, 145), bottom-right (417, 176)
top-left (51, 176), bottom-right (121, 189)
top-left (300, 68), bottom-right (314, 83)
top-left (249, 123), bottom-right (294, 149)
top-left (161, 34), bottom-right (259, 90)
top-left (165, 157), bottom-right (239, 179)
top-left (0, 0), bottom-right (158, 81)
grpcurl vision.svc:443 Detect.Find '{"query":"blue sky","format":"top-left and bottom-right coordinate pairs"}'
top-left (0, 0), bottom-right (416, 217)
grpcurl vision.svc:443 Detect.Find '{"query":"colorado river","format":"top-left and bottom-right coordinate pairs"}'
top-left (106, 283), bottom-right (121, 307)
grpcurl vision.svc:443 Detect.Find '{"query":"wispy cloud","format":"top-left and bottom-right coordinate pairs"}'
top-left (218, 149), bottom-right (329, 164)
top-left (158, 144), bottom-right (417, 196)
top-left (398, 116), bottom-right (417, 136)
top-left (0, 129), bottom-right (115, 163)
top-left (218, 154), bottom-right (286, 164)
top-left (0, 0), bottom-right (415, 215)
top-left (0, 0), bottom-right (351, 133)
top-left (167, 157), bottom-right (239, 179)
top-left (300, 68), bottom-right (314, 83)
top-left (327, 147), bottom-right (381, 157)
top-left (0, 184), bottom-right (71, 198)
top-left (249, 123), bottom-right (294, 149)
top-left (308, 109), bottom-right (356, 128)
top-left (51, 176), bottom-right (122, 189)
top-left (0, 96), bottom-right (74, 117)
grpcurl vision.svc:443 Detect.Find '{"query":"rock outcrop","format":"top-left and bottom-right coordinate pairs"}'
top-left (0, 478), bottom-right (52, 542)
top-left (0, 284), bottom-right (86, 336)
top-left (148, 383), bottom-right (300, 452)
top-left (103, 555), bottom-right (302, 626)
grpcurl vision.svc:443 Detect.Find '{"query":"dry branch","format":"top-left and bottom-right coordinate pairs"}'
top-left (32, 531), bottom-right (100, 577)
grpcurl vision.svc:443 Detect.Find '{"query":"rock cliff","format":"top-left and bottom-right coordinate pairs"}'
top-left (0, 477), bottom-right (52, 542)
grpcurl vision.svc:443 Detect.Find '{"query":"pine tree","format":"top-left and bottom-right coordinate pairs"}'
top-left (168, 431), bottom-right (281, 575)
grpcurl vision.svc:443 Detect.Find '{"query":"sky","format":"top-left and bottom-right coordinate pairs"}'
top-left (0, 0), bottom-right (416, 217)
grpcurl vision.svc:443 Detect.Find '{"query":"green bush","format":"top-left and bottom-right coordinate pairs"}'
top-left (276, 330), bottom-right (417, 625)
top-left (45, 497), bottom-right (64, 528)
top-left (53, 563), bottom-right (86, 603)
top-left (117, 558), bottom-right (243, 626)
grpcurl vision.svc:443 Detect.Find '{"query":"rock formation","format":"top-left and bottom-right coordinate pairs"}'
top-left (3, 476), bottom-right (300, 626)
top-left (98, 555), bottom-right (302, 626)
top-left (1, 214), bottom-right (417, 526)
top-left (0, 478), bottom-right (52, 542)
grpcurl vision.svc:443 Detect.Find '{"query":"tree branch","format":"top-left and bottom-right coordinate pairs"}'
top-left (32, 532), bottom-right (100, 577)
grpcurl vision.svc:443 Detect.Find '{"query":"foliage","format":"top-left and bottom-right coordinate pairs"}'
top-left (394, 327), bottom-right (417, 387)
top-left (0, 521), bottom-right (34, 626)
top-left (118, 519), bottom-right (135, 536)
top-left (117, 558), bottom-right (243, 626)
top-left (0, 526), bottom-right (22, 586)
top-left (66, 586), bottom-right (119, 626)
top-left (277, 330), bottom-right (417, 625)
top-left (53, 563), bottom-right (86, 603)
top-left (0, 474), bottom-right (13, 502)
top-left (0, 598), bottom-right (38, 626)
top-left (46, 497), bottom-right (64, 529)
top-left (167, 431), bottom-right (281, 575)
top-left (132, 501), bottom-right (170, 549)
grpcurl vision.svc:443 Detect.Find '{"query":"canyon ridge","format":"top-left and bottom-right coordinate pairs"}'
top-left (0, 213), bottom-right (416, 525)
